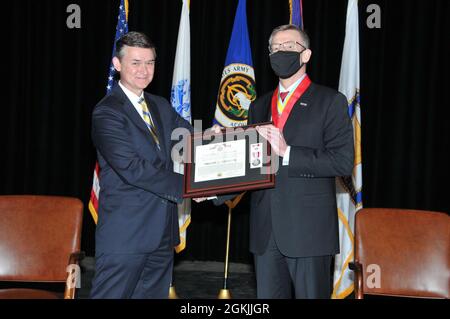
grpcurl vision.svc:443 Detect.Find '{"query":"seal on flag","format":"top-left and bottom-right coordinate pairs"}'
top-left (214, 63), bottom-right (256, 127)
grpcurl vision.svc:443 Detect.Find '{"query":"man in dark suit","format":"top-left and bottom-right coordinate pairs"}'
top-left (249, 24), bottom-right (354, 298)
top-left (90, 32), bottom-right (192, 298)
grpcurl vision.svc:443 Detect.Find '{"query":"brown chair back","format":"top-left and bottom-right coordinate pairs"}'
top-left (0, 195), bottom-right (83, 297)
top-left (354, 208), bottom-right (449, 299)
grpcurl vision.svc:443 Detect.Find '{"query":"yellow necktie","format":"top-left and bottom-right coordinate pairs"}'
top-left (138, 97), bottom-right (160, 149)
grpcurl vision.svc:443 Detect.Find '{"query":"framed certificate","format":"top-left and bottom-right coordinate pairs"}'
top-left (183, 123), bottom-right (275, 198)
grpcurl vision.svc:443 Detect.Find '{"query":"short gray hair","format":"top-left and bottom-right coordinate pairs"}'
top-left (268, 24), bottom-right (310, 49)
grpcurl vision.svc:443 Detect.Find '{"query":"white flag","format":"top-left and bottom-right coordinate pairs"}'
top-left (170, 0), bottom-right (191, 253)
top-left (332, 0), bottom-right (363, 299)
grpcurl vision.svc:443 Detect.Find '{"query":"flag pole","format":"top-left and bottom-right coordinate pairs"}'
top-left (212, 0), bottom-right (254, 298)
top-left (169, 0), bottom-right (191, 299)
top-left (218, 192), bottom-right (246, 299)
top-left (218, 203), bottom-right (233, 299)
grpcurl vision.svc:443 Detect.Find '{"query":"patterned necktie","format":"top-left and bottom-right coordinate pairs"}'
top-left (278, 91), bottom-right (289, 114)
top-left (138, 97), bottom-right (160, 149)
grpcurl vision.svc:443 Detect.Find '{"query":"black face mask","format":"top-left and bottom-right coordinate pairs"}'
top-left (269, 50), bottom-right (304, 79)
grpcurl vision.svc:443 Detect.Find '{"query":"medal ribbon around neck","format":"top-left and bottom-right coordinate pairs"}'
top-left (271, 75), bottom-right (311, 130)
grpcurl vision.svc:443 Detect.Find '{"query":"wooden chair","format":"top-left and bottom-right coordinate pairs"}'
top-left (0, 195), bottom-right (84, 299)
top-left (351, 208), bottom-right (449, 299)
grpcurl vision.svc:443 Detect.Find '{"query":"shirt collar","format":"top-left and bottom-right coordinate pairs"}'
top-left (279, 73), bottom-right (307, 93)
top-left (118, 81), bottom-right (144, 105)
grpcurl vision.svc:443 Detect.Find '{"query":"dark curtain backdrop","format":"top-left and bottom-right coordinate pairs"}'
top-left (1, 0), bottom-right (448, 263)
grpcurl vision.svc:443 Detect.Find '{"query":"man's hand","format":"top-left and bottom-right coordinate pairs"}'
top-left (256, 124), bottom-right (288, 157)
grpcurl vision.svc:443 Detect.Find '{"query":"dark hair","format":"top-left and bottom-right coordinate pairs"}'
top-left (269, 24), bottom-right (310, 49)
top-left (114, 31), bottom-right (156, 59)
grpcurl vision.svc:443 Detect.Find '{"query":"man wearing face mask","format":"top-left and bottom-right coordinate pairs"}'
top-left (249, 24), bottom-right (354, 298)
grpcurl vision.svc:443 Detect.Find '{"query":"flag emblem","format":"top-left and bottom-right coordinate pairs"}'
top-left (215, 64), bottom-right (256, 126)
top-left (213, 0), bottom-right (255, 128)
top-left (171, 79), bottom-right (191, 123)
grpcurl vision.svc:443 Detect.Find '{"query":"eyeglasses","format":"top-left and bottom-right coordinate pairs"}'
top-left (268, 41), bottom-right (305, 54)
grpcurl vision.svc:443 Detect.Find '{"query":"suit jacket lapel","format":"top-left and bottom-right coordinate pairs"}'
top-left (144, 94), bottom-right (167, 155)
top-left (112, 85), bottom-right (166, 155)
top-left (111, 85), bottom-right (149, 135)
top-left (283, 83), bottom-right (314, 139)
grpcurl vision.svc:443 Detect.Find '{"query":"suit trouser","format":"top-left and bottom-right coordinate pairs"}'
top-left (90, 217), bottom-right (174, 299)
top-left (254, 232), bottom-right (332, 299)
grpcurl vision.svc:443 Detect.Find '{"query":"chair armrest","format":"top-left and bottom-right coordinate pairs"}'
top-left (68, 251), bottom-right (85, 265)
top-left (64, 251), bottom-right (85, 299)
top-left (349, 261), bottom-right (364, 299)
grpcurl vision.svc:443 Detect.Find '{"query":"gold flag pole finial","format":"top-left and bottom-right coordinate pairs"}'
top-left (168, 282), bottom-right (179, 299)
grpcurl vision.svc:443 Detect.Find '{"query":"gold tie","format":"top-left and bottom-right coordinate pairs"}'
top-left (138, 97), bottom-right (160, 149)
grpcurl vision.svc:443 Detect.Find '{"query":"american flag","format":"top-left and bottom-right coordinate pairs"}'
top-left (106, 0), bottom-right (129, 92)
top-left (89, 0), bottom-right (129, 224)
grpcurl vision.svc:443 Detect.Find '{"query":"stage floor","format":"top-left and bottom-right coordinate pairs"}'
top-left (79, 256), bottom-right (257, 299)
